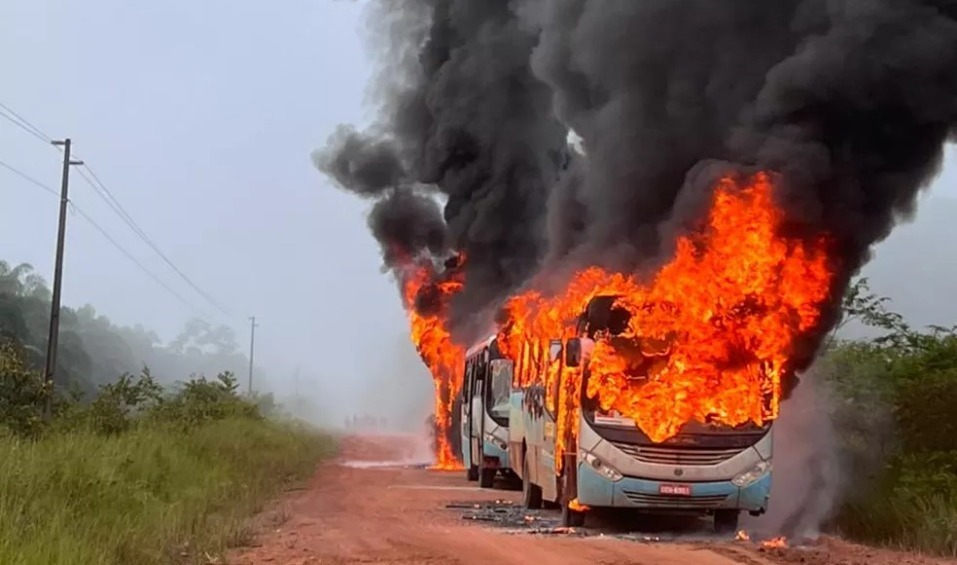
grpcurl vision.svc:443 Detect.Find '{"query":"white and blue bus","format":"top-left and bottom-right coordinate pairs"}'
top-left (509, 295), bottom-right (774, 531)
top-left (460, 334), bottom-right (514, 488)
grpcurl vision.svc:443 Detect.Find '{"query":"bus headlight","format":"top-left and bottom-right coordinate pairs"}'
top-left (732, 460), bottom-right (771, 487)
top-left (484, 433), bottom-right (507, 451)
top-left (579, 450), bottom-right (623, 482)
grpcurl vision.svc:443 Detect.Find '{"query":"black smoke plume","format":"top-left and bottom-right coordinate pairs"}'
top-left (522, 0), bottom-right (957, 373)
top-left (318, 0), bottom-right (957, 390)
top-left (314, 0), bottom-right (567, 342)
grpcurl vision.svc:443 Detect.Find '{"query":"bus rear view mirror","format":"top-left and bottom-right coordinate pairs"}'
top-left (565, 338), bottom-right (582, 368)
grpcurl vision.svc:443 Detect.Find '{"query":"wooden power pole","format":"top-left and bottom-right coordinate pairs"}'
top-left (44, 138), bottom-right (83, 418)
top-left (247, 315), bottom-right (258, 395)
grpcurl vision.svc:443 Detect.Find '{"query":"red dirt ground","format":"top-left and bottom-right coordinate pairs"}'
top-left (226, 435), bottom-right (955, 565)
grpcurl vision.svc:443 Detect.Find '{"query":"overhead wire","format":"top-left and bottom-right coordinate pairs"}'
top-left (0, 157), bottom-right (207, 318)
top-left (0, 99), bottom-right (233, 319)
top-left (73, 164), bottom-right (233, 318)
top-left (0, 103), bottom-right (53, 143)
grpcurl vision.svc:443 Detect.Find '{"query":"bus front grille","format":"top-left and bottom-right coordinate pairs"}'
top-left (622, 491), bottom-right (728, 509)
top-left (611, 442), bottom-right (746, 466)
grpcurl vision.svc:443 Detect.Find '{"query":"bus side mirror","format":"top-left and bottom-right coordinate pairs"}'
top-left (565, 338), bottom-right (582, 368)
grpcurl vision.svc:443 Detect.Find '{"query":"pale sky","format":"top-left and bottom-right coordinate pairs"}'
top-left (1, 1), bottom-right (955, 424)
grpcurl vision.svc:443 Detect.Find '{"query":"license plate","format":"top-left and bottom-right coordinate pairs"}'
top-left (659, 484), bottom-right (692, 496)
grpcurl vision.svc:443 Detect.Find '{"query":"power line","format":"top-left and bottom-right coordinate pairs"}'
top-left (72, 163), bottom-right (234, 318)
top-left (0, 160), bottom-right (59, 197)
top-left (0, 157), bottom-right (207, 317)
top-left (0, 99), bottom-right (233, 319)
top-left (0, 103), bottom-right (52, 143)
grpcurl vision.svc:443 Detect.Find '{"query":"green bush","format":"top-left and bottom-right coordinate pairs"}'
top-left (148, 371), bottom-right (260, 429)
top-left (0, 341), bottom-right (50, 438)
top-left (826, 278), bottom-right (957, 556)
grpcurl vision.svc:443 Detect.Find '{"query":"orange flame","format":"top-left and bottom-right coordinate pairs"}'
top-left (761, 536), bottom-right (788, 549)
top-left (400, 258), bottom-right (466, 470)
top-left (499, 172), bottom-right (835, 469)
top-left (736, 530), bottom-right (751, 541)
top-left (568, 498), bottom-right (590, 512)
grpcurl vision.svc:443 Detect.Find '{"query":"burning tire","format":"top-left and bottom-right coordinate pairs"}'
top-left (466, 465), bottom-right (478, 481)
top-left (521, 455), bottom-right (542, 509)
top-left (713, 510), bottom-right (739, 534)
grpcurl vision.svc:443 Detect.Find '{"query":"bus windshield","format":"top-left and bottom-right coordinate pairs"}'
top-left (579, 296), bottom-right (770, 436)
top-left (487, 359), bottom-right (513, 420)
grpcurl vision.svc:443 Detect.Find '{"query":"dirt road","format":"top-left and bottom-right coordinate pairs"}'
top-left (228, 435), bottom-right (953, 565)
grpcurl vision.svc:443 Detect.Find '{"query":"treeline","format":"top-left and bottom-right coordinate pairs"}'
top-left (0, 261), bottom-right (254, 396)
top-left (825, 278), bottom-right (957, 555)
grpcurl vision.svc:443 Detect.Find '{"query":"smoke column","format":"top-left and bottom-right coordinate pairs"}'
top-left (314, 0), bottom-right (567, 341)
top-left (742, 362), bottom-right (843, 539)
top-left (522, 0), bottom-right (957, 372)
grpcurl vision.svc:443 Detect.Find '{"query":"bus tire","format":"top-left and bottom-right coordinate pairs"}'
top-left (522, 456), bottom-right (542, 509)
top-left (479, 467), bottom-right (496, 488)
top-left (714, 510), bottom-right (739, 534)
top-left (466, 465), bottom-right (478, 481)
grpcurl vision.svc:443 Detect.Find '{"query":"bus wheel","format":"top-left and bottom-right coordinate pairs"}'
top-left (466, 465), bottom-right (478, 482)
top-left (713, 510), bottom-right (739, 534)
top-left (521, 456), bottom-right (542, 509)
top-left (479, 467), bottom-right (496, 488)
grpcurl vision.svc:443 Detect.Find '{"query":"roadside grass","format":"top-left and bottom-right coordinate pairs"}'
top-left (0, 345), bottom-right (336, 565)
top-left (834, 484), bottom-right (957, 557)
top-left (0, 418), bottom-right (334, 565)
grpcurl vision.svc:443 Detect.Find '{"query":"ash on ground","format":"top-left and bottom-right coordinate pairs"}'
top-left (449, 499), bottom-right (739, 543)
top-left (448, 499), bottom-right (574, 535)
top-left (448, 499), bottom-right (823, 553)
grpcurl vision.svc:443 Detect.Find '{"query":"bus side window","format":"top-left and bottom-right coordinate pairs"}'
top-left (472, 353), bottom-right (484, 396)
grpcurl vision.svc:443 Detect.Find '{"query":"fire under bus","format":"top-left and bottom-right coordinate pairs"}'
top-left (508, 295), bottom-right (773, 531)
top-left (460, 334), bottom-right (514, 488)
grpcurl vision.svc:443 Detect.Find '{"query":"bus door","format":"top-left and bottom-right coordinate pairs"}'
top-left (470, 351), bottom-right (488, 464)
top-left (539, 339), bottom-right (563, 501)
top-left (461, 357), bottom-right (475, 468)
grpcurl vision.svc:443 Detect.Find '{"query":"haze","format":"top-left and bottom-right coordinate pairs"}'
top-left (0, 1), bottom-right (953, 428)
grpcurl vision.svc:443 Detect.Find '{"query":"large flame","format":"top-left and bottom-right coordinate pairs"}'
top-left (400, 259), bottom-right (466, 470)
top-left (499, 172), bottom-right (835, 468)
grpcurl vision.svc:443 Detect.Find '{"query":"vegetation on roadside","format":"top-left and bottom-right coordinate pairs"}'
top-left (825, 278), bottom-right (957, 556)
top-left (0, 260), bottom-right (335, 565)
top-left (0, 344), bottom-right (334, 565)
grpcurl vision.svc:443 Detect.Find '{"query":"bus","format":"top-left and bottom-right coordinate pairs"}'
top-left (509, 295), bottom-right (774, 531)
top-left (460, 334), bottom-right (514, 488)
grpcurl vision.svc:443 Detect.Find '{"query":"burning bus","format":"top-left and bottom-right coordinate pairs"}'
top-left (460, 333), bottom-right (514, 487)
top-left (498, 174), bottom-right (833, 529)
top-left (509, 295), bottom-right (774, 530)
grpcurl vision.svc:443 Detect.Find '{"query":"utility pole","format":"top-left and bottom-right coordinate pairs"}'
top-left (293, 366), bottom-right (301, 413)
top-left (247, 316), bottom-right (258, 395)
top-left (44, 138), bottom-right (83, 418)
